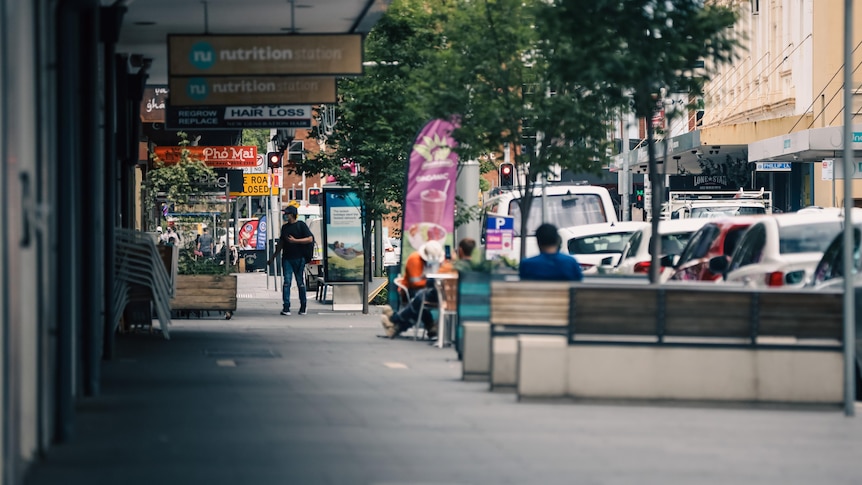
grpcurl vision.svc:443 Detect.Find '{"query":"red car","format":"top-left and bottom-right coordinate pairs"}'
top-left (669, 216), bottom-right (763, 281)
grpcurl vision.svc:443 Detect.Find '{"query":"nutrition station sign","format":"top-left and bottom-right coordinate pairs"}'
top-left (168, 34), bottom-right (363, 76)
top-left (168, 76), bottom-right (336, 106)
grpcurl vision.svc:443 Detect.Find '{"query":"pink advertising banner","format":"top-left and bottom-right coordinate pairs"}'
top-left (401, 119), bottom-right (459, 270)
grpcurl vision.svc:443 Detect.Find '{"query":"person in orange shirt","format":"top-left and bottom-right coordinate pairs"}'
top-left (402, 240), bottom-right (443, 294)
top-left (381, 239), bottom-right (476, 339)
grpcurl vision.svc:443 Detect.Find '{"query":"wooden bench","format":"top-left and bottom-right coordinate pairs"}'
top-left (477, 279), bottom-right (850, 404)
top-left (513, 281), bottom-right (848, 404)
top-left (571, 285), bottom-right (843, 343)
top-left (488, 281), bottom-right (572, 389)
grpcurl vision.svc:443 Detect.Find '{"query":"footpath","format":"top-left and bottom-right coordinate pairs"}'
top-left (24, 272), bottom-right (862, 485)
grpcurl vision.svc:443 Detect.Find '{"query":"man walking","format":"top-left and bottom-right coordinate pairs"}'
top-left (267, 206), bottom-right (314, 315)
top-left (197, 227), bottom-right (214, 259)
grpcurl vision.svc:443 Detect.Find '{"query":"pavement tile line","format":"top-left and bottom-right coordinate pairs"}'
top-left (202, 349), bottom-right (281, 358)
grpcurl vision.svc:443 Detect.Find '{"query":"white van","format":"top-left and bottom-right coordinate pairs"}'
top-left (482, 183), bottom-right (618, 260)
top-left (297, 204), bottom-right (322, 222)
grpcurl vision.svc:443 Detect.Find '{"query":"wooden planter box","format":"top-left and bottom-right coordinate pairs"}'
top-left (170, 274), bottom-right (237, 312)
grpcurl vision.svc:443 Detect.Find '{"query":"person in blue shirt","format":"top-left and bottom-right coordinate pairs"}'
top-left (519, 223), bottom-right (583, 281)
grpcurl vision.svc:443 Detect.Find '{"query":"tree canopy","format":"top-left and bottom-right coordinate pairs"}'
top-left (295, 0), bottom-right (440, 225)
top-left (538, 0), bottom-right (741, 281)
top-left (304, 0), bottom-right (742, 270)
top-left (415, 0), bottom-right (620, 259)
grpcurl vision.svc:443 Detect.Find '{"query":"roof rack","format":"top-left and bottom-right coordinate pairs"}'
top-left (668, 189), bottom-right (772, 203)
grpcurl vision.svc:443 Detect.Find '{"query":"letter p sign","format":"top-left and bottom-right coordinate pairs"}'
top-left (486, 215), bottom-right (514, 232)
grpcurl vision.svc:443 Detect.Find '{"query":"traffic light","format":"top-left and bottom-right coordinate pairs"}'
top-left (266, 151), bottom-right (283, 169)
top-left (499, 163), bottom-right (515, 188)
top-left (634, 188), bottom-right (645, 209)
top-left (308, 188), bottom-right (321, 205)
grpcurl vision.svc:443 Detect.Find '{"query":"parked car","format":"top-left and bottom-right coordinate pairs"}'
top-left (609, 219), bottom-right (710, 278)
top-left (558, 221), bottom-right (649, 273)
top-left (710, 210), bottom-right (845, 288)
top-left (667, 215), bottom-right (764, 282)
top-left (482, 183), bottom-right (618, 261)
top-left (809, 225), bottom-right (862, 290)
top-left (383, 237), bottom-right (401, 266)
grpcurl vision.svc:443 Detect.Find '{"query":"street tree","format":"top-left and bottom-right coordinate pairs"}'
top-left (538, 0), bottom-right (741, 282)
top-left (242, 128), bottom-right (271, 157)
top-left (294, 1), bottom-right (438, 311)
top-left (416, 0), bottom-right (618, 261)
top-left (145, 131), bottom-right (217, 223)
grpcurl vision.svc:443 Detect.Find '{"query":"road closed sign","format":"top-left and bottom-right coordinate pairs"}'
top-left (231, 173), bottom-right (277, 196)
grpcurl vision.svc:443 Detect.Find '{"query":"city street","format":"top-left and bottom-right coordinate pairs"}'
top-left (24, 273), bottom-right (862, 485)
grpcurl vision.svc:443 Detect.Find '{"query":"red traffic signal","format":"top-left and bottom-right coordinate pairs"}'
top-left (499, 163), bottom-right (515, 188)
top-left (308, 188), bottom-right (321, 205)
top-left (266, 151), bottom-right (283, 169)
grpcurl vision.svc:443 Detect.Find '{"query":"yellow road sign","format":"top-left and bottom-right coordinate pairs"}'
top-left (230, 173), bottom-right (276, 196)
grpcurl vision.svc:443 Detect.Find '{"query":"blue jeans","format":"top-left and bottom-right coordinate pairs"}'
top-left (391, 287), bottom-right (438, 332)
top-left (281, 257), bottom-right (307, 312)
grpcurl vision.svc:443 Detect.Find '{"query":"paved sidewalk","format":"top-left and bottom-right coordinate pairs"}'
top-left (24, 273), bottom-right (862, 485)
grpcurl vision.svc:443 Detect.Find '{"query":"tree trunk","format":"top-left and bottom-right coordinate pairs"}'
top-left (362, 210), bottom-right (372, 314)
top-left (518, 174), bottom-right (535, 263)
top-left (646, 115), bottom-right (663, 285)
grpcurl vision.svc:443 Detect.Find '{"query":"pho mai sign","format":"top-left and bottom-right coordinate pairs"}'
top-left (153, 146), bottom-right (258, 168)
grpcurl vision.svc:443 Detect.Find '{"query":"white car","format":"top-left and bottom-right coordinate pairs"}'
top-left (710, 210), bottom-right (846, 288)
top-left (558, 221), bottom-right (649, 273)
top-left (483, 183), bottom-right (618, 261)
top-left (610, 219), bottom-right (710, 277)
top-left (382, 237), bottom-right (401, 266)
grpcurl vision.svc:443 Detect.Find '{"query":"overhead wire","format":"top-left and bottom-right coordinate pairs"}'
top-left (787, 38), bottom-right (862, 132)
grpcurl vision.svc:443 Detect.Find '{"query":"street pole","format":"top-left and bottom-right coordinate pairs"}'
top-left (456, 160), bottom-right (481, 251)
top-left (621, 113), bottom-right (631, 221)
top-left (841, 0), bottom-right (855, 417)
top-left (265, 191), bottom-right (270, 290)
top-left (225, 183), bottom-right (230, 275)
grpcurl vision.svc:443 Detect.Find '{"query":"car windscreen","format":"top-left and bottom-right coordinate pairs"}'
top-left (567, 231), bottom-right (637, 255)
top-left (510, 194), bottom-right (608, 236)
top-left (676, 224), bottom-right (719, 264)
top-left (778, 221), bottom-right (843, 254)
top-left (660, 232), bottom-right (693, 255)
top-left (690, 206), bottom-right (766, 218)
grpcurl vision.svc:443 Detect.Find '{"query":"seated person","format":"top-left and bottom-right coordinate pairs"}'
top-left (519, 223), bottom-right (583, 281)
top-left (381, 238), bottom-right (476, 339)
